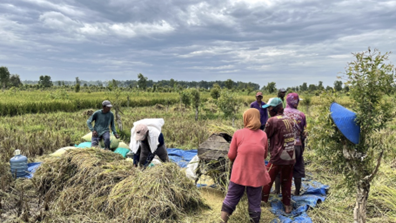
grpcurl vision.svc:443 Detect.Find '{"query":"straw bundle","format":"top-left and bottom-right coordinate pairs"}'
top-left (33, 148), bottom-right (208, 222)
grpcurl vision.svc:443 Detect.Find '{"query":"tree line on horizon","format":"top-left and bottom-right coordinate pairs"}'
top-left (1, 67), bottom-right (353, 94)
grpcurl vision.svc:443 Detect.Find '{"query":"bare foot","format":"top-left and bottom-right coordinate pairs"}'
top-left (284, 205), bottom-right (292, 214)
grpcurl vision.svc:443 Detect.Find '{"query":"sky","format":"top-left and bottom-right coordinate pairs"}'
top-left (1, 0), bottom-right (395, 88)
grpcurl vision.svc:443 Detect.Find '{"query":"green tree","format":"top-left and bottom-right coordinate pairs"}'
top-left (179, 90), bottom-right (190, 108)
top-left (318, 81), bottom-right (324, 90)
top-left (38, 75), bottom-right (53, 88)
top-left (169, 78), bottom-right (175, 88)
top-left (210, 84), bottom-right (221, 100)
top-left (137, 73), bottom-right (147, 90)
top-left (0, 66), bottom-right (11, 90)
top-left (309, 48), bottom-right (395, 223)
top-left (334, 80), bottom-right (343, 91)
top-left (75, 77), bottom-right (81, 85)
top-left (266, 82), bottom-right (276, 94)
top-left (9, 74), bottom-right (22, 87)
top-left (75, 83), bottom-right (80, 92)
top-left (300, 82), bottom-right (308, 91)
top-left (224, 79), bottom-right (234, 89)
top-left (246, 84), bottom-right (255, 95)
top-left (218, 90), bottom-right (240, 127)
top-left (190, 88), bottom-right (201, 121)
top-left (308, 84), bottom-right (317, 92)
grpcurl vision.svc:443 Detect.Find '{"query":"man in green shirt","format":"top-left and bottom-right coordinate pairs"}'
top-left (87, 100), bottom-right (119, 150)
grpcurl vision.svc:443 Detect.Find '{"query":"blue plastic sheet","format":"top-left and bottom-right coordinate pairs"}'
top-left (26, 162), bottom-right (42, 179)
top-left (270, 179), bottom-right (329, 223)
top-left (166, 148), bottom-right (197, 168)
top-left (76, 142), bottom-right (92, 148)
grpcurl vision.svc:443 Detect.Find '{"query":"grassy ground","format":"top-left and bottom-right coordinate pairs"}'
top-left (0, 102), bottom-right (395, 222)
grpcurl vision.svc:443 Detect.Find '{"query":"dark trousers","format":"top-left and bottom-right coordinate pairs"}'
top-left (222, 181), bottom-right (262, 223)
top-left (133, 142), bottom-right (168, 167)
top-left (262, 163), bottom-right (294, 205)
top-left (91, 131), bottom-right (110, 149)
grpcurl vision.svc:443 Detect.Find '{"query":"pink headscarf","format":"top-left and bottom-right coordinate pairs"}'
top-left (134, 124), bottom-right (149, 141)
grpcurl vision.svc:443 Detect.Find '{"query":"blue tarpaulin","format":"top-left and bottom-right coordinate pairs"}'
top-left (166, 148), bottom-right (198, 168)
top-left (26, 162), bottom-right (42, 179)
top-left (270, 179), bottom-right (329, 223)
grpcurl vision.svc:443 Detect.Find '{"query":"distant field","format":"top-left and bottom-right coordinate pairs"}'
top-left (0, 88), bottom-right (354, 116)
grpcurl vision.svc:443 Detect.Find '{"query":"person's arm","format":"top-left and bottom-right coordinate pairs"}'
top-left (139, 141), bottom-right (150, 167)
top-left (158, 133), bottom-right (164, 147)
top-left (264, 119), bottom-right (275, 139)
top-left (263, 135), bottom-right (268, 160)
top-left (87, 112), bottom-right (96, 132)
top-left (228, 132), bottom-right (238, 162)
top-left (250, 102), bottom-right (254, 108)
top-left (110, 113), bottom-right (118, 137)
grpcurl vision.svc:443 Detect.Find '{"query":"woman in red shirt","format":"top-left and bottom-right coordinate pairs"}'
top-left (221, 108), bottom-right (271, 223)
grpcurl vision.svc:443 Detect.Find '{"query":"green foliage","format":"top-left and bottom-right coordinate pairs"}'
top-left (224, 79), bottom-right (234, 89)
top-left (39, 75), bottom-right (53, 88)
top-left (210, 84), bottom-right (221, 99)
top-left (266, 82), bottom-right (276, 94)
top-left (0, 66), bottom-right (10, 89)
top-left (334, 80), bottom-right (343, 91)
top-left (300, 82), bottom-right (308, 91)
top-left (9, 74), bottom-right (22, 87)
top-left (137, 73), bottom-right (148, 90)
top-left (75, 83), bottom-right (80, 92)
top-left (310, 48), bottom-right (396, 192)
top-left (190, 88), bottom-right (200, 109)
top-left (179, 90), bottom-right (191, 108)
top-left (217, 90), bottom-right (240, 123)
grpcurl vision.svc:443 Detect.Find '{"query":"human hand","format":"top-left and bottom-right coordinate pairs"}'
top-left (115, 134), bottom-right (120, 139)
top-left (92, 131), bottom-right (98, 137)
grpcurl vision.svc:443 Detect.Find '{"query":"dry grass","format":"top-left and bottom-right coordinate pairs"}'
top-left (1, 101), bottom-right (396, 222)
top-left (30, 148), bottom-right (208, 222)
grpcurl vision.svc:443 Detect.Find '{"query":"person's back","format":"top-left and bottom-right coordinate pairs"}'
top-left (283, 93), bottom-right (306, 195)
top-left (265, 114), bottom-right (296, 165)
top-left (229, 128), bottom-right (270, 187)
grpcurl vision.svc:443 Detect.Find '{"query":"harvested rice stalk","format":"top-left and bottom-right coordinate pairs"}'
top-left (107, 163), bottom-right (208, 222)
top-left (34, 148), bottom-right (208, 222)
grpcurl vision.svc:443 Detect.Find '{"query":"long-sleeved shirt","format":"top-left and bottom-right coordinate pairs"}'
top-left (87, 110), bottom-right (117, 137)
top-left (250, 101), bottom-right (268, 126)
top-left (264, 114), bottom-right (296, 165)
top-left (228, 128), bottom-right (271, 187)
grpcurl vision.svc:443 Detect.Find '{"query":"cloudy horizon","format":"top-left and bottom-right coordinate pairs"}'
top-left (1, 0), bottom-right (395, 88)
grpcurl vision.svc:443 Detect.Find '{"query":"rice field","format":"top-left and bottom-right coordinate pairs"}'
top-left (0, 92), bottom-right (395, 222)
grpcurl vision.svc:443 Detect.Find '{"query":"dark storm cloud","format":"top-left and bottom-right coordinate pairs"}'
top-left (0, 0), bottom-right (395, 87)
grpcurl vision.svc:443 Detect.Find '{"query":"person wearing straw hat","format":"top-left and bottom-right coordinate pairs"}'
top-left (250, 92), bottom-right (268, 130)
top-left (261, 98), bottom-right (296, 214)
top-left (87, 100), bottom-right (119, 150)
top-left (220, 108), bottom-right (271, 223)
top-left (284, 93), bottom-right (306, 196)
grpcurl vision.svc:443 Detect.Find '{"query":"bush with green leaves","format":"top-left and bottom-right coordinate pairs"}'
top-left (217, 90), bottom-right (241, 126)
top-left (190, 88), bottom-right (201, 121)
top-left (210, 84), bottom-right (221, 100)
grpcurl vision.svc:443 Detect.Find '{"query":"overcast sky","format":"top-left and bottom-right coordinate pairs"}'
top-left (1, 0), bottom-right (395, 88)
